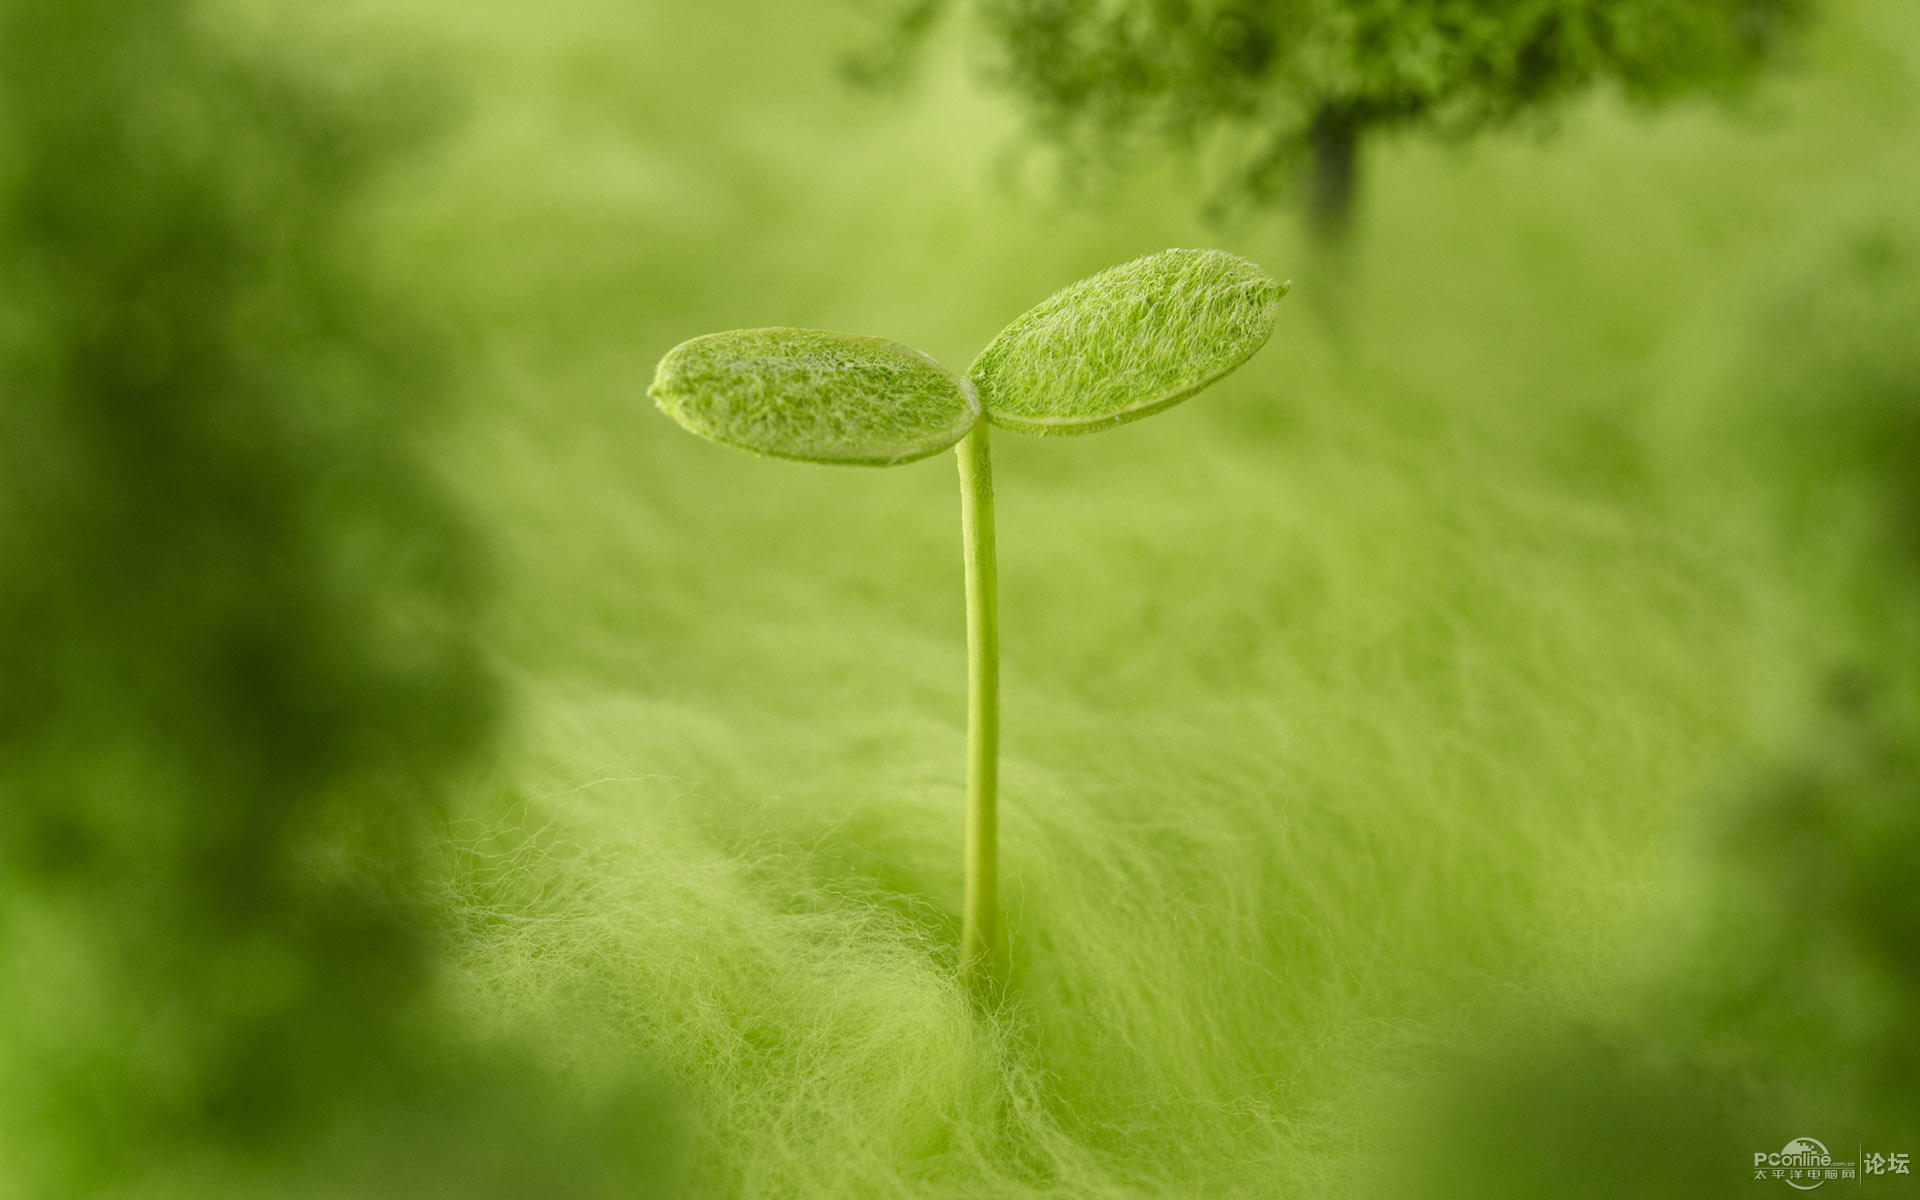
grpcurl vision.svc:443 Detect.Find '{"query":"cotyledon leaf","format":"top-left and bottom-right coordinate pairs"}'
top-left (967, 248), bottom-right (1288, 436)
top-left (650, 327), bottom-right (979, 466)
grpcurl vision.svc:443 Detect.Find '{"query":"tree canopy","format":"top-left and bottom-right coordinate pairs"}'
top-left (856, 0), bottom-right (1812, 236)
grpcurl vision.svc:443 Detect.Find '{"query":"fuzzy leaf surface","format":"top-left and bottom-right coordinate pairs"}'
top-left (650, 328), bottom-right (978, 465)
top-left (968, 248), bottom-right (1287, 435)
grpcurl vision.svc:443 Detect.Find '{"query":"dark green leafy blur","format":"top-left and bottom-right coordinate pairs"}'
top-left (0, 2), bottom-right (674, 1196)
top-left (1, 0), bottom-right (1915, 1196)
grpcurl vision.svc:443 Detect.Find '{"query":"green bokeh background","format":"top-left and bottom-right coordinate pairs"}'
top-left (2, 0), bottom-right (1916, 1196)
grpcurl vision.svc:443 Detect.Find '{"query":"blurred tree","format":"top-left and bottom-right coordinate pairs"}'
top-left (852, 0), bottom-right (1811, 241)
top-left (0, 1), bottom-right (677, 1194)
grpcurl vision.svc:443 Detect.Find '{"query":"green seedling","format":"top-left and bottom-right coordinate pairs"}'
top-left (649, 248), bottom-right (1288, 996)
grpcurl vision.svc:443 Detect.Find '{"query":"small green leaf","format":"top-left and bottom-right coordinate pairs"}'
top-left (650, 327), bottom-right (979, 466)
top-left (967, 248), bottom-right (1288, 436)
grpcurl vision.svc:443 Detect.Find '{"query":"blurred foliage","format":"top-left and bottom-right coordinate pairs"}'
top-left (1379, 678), bottom-right (1917, 1198)
top-left (1688, 210), bottom-right (1920, 1128)
top-left (1738, 219), bottom-right (1920, 647)
top-left (1378, 208), bottom-right (1920, 1200)
top-left (1380, 679), bottom-right (1918, 1198)
top-left (853, 0), bottom-right (1812, 233)
top-left (0, 0), bottom-right (676, 1195)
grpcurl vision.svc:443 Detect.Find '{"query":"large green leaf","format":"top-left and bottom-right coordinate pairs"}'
top-left (650, 327), bottom-right (978, 466)
top-left (967, 248), bottom-right (1288, 436)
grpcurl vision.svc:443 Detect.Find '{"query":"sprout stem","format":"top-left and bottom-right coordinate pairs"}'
top-left (955, 420), bottom-right (999, 997)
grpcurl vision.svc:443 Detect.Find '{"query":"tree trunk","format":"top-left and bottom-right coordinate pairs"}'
top-left (1307, 104), bottom-right (1360, 246)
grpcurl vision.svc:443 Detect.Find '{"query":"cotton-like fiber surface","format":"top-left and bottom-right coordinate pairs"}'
top-left (969, 248), bottom-right (1286, 435)
top-left (652, 327), bottom-right (977, 465)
